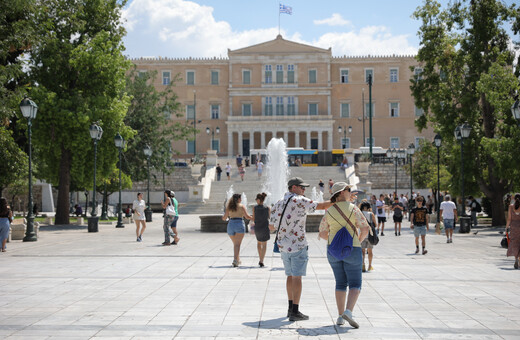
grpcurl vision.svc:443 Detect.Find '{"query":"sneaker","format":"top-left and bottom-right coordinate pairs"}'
top-left (232, 260), bottom-right (238, 267)
top-left (259, 262), bottom-right (265, 268)
top-left (381, 232), bottom-right (385, 236)
top-left (415, 248), bottom-right (419, 254)
top-left (422, 249), bottom-right (428, 255)
top-left (362, 264), bottom-right (366, 272)
top-left (138, 236), bottom-right (142, 241)
top-left (368, 266), bottom-right (374, 271)
top-left (336, 316), bottom-right (345, 325)
top-left (450, 239), bottom-right (453, 243)
top-left (137, 237), bottom-right (140, 242)
top-left (162, 242), bottom-right (171, 246)
top-left (447, 239), bottom-right (450, 243)
top-left (514, 260), bottom-right (518, 269)
top-left (289, 311), bottom-right (309, 321)
top-left (342, 309), bottom-right (359, 328)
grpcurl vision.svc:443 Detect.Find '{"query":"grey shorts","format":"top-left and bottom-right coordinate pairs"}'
top-left (413, 225), bottom-right (427, 237)
top-left (360, 238), bottom-right (373, 249)
top-left (281, 247), bottom-right (308, 277)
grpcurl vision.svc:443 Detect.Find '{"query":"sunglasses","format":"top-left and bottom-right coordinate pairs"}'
top-left (298, 185), bottom-right (307, 190)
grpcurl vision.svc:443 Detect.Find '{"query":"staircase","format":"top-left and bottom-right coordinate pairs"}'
top-left (178, 165), bottom-right (347, 214)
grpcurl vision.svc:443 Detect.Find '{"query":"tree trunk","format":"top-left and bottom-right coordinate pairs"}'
top-left (489, 190), bottom-right (506, 227)
top-left (55, 147), bottom-right (71, 225)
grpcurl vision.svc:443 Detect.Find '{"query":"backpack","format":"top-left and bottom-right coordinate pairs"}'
top-left (475, 201), bottom-right (482, 213)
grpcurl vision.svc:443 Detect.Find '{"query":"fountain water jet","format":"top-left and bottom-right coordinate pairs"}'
top-left (263, 138), bottom-right (290, 206)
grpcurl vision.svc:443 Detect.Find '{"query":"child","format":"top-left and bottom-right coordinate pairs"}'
top-left (410, 196), bottom-right (429, 254)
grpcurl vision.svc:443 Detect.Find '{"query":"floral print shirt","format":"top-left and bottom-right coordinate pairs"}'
top-left (270, 192), bottom-right (317, 253)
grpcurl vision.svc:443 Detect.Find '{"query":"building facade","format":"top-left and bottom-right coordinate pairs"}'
top-left (131, 35), bottom-right (434, 157)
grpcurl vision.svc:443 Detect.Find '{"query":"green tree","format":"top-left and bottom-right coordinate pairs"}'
top-left (28, 0), bottom-right (133, 224)
top-left (411, 0), bottom-right (520, 226)
top-left (0, 126), bottom-right (29, 195)
top-left (123, 68), bottom-right (193, 182)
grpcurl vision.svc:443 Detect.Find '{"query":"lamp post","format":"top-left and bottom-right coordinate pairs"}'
top-left (455, 123), bottom-right (472, 217)
top-left (512, 98), bottom-right (520, 125)
top-left (88, 123), bottom-right (103, 232)
top-left (206, 126), bottom-right (220, 151)
top-left (19, 97), bottom-right (38, 242)
top-left (193, 90), bottom-right (197, 157)
top-left (367, 74), bottom-right (373, 160)
top-left (100, 182), bottom-right (108, 220)
top-left (114, 133), bottom-right (125, 228)
top-left (407, 143), bottom-right (415, 202)
top-left (360, 88), bottom-right (366, 146)
top-left (144, 145), bottom-right (153, 222)
top-left (337, 125), bottom-right (352, 149)
top-left (434, 134), bottom-right (442, 223)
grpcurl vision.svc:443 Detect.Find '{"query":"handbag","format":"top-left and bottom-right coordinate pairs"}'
top-left (273, 195), bottom-right (294, 253)
top-left (165, 204), bottom-right (176, 216)
top-left (327, 205), bottom-right (357, 260)
top-left (368, 221), bottom-right (379, 246)
top-left (501, 229), bottom-right (510, 248)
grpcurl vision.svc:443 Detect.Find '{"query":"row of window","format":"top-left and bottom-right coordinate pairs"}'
top-left (159, 67), bottom-right (424, 86)
top-left (184, 100), bottom-right (424, 119)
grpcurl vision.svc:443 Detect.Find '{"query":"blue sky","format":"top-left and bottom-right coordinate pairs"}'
top-left (122, 0), bottom-right (515, 58)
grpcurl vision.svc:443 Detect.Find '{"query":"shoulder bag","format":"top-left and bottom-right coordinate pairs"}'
top-left (273, 195), bottom-right (294, 253)
top-left (327, 204), bottom-right (357, 260)
top-left (366, 212), bottom-right (379, 246)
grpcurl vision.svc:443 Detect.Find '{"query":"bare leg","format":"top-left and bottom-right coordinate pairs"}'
top-left (2, 239), bottom-right (6, 251)
top-left (171, 227), bottom-right (179, 243)
top-left (134, 220), bottom-right (140, 237)
top-left (421, 234), bottom-right (426, 248)
top-left (138, 220), bottom-right (146, 237)
top-left (286, 276), bottom-right (302, 304)
top-left (229, 233), bottom-right (245, 262)
top-left (367, 248), bottom-right (373, 268)
top-left (258, 241), bottom-right (267, 263)
top-left (335, 290), bottom-right (346, 315)
top-left (345, 288), bottom-right (361, 312)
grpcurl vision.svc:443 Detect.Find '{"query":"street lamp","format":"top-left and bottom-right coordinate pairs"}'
top-left (407, 143), bottom-right (415, 203)
top-left (88, 122), bottom-right (103, 232)
top-left (357, 88), bottom-right (366, 147)
top-left (19, 97), bottom-right (38, 242)
top-left (512, 98), bottom-right (520, 125)
top-left (114, 133), bottom-right (125, 228)
top-left (143, 145), bottom-right (153, 222)
top-left (367, 74), bottom-right (373, 160)
top-left (337, 125), bottom-right (352, 149)
top-left (193, 90), bottom-right (197, 157)
top-left (455, 123), bottom-right (471, 217)
top-left (434, 134), bottom-right (442, 223)
top-left (386, 148), bottom-right (401, 197)
top-left (206, 126), bottom-right (220, 152)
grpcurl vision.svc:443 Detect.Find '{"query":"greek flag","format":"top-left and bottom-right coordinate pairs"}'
top-left (279, 3), bottom-right (292, 15)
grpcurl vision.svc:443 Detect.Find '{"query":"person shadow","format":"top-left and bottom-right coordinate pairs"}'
top-left (243, 317), bottom-right (351, 336)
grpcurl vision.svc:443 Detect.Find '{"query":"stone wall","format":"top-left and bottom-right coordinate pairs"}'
top-left (368, 164), bottom-right (412, 190)
top-left (126, 167), bottom-right (198, 193)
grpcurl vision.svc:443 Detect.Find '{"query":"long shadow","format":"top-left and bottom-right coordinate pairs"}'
top-left (39, 225), bottom-right (87, 231)
top-left (243, 318), bottom-right (350, 336)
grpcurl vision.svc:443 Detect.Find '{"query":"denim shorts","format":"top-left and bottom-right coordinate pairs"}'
top-left (170, 215), bottom-right (179, 228)
top-left (413, 225), bottom-right (427, 237)
top-left (281, 246), bottom-right (308, 277)
top-left (227, 218), bottom-right (245, 235)
top-left (327, 246), bottom-right (362, 291)
top-left (443, 219), bottom-right (454, 229)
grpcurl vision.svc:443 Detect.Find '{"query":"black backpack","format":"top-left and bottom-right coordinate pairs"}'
top-left (475, 201), bottom-right (482, 213)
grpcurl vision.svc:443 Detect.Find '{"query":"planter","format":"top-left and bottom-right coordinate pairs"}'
top-left (357, 162), bottom-right (371, 174)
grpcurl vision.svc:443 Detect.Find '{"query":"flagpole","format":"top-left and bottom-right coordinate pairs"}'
top-left (278, 4), bottom-right (281, 35)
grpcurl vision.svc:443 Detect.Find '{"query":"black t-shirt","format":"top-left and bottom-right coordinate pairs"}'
top-left (216, 166), bottom-right (222, 174)
top-left (392, 202), bottom-right (404, 217)
top-left (412, 206), bottom-right (428, 226)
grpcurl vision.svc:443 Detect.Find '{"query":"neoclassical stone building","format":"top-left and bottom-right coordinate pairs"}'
top-left (131, 35), bottom-right (434, 157)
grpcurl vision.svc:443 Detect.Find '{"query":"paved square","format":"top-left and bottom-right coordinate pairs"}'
top-left (1, 214), bottom-right (519, 339)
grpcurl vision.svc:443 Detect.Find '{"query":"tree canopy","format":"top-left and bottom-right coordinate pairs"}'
top-left (411, 0), bottom-right (520, 226)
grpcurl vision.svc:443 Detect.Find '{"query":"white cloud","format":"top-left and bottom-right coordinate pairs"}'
top-left (122, 0), bottom-right (417, 58)
top-left (314, 13), bottom-right (352, 27)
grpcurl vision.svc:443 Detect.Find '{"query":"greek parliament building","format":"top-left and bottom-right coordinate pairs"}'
top-left (131, 35), bottom-right (434, 158)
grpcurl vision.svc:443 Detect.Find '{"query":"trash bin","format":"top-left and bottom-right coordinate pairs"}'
top-left (88, 216), bottom-right (99, 233)
top-left (459, 216), bottom-right (471, 233)
top-left (145, 209), bottom-right (153, 222)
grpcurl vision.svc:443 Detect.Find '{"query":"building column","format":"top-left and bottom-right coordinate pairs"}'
top-left (295, 130), bottom-right (300, 148)
top-left (227, 130), bottom-right (233, 156)
top-left (284, 131), bottom-right (288, 145)
top-left (260, 130), bottom-right (265, 149)
top-left (238, 131), bottom-right (243, 156)
top-left (328, 129), bottom-right (333, 150)
top-left (318, 130), bottom-right (323, 151)
top-left (306, 131), bottom-right (311, 149)
top-left (250, 131), bottom-right (255, 150)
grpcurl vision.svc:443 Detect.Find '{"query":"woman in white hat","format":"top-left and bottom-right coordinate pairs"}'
top-left (319, 182), bottom-right (370, 328)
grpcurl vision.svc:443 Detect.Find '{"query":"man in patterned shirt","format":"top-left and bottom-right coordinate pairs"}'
top-left (269, 177), bottom-right (332, 321)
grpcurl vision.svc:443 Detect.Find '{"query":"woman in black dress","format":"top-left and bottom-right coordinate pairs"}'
top-left (251, 192), bottom-right (270, 267)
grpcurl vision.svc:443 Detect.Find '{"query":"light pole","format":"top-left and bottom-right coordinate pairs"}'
top-left (337, 125), bottom-right (352, 148)
top-left (88, 123), bottom-right (103, 232)
top-left (144, 145), bottom-right (153, 222)
top-left (114, 133), bottom-right (125, 228)
top-left (434, 134), bottom-right (442, 223)
top-left (193, 90), bottom-right (197, 157)
top-left (206, 126), bottom-right (220, 152)
top-left (455, 123), bottom-right (472, 217)
top-left (387, 148), bottom-right (405, 197)
top-left (19, 97), bottom-right (38, 242)
top-left (367, 74), bottom-right (373, 160)
top-left (407, 143), bottom-right (415, 202)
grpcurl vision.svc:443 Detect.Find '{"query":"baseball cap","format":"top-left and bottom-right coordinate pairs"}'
top-left (288, 177), bottom-right (310, 187)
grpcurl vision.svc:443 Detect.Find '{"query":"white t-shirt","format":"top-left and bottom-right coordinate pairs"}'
top-left (257, 161), bottom-right (263, 171)
top-left (440, 200), bottom-right (457, 219)
top-left (132, 199), bottom-right (146, 221)
top-left (375, 200), bottom-right (385, 217)
top-left (225, 164), bottom-right (232, 173)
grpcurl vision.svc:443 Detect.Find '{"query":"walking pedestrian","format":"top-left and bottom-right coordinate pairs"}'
top-left (238, 164), bottom-right (245, 181)
top-left (222, 194), bottom-right (252, 267)
top-left (505, 193), bottom-right (520, 269)
top-left (328, 179), bottom-right (334, 194)
top-left (161, 190), bottom-right (176, 246)
top-left (375, 194), bottom-right (386, 235)
top-left (391, 196), bottom-right (404, 236)
top-left (439, 194), bottom-right (457, 243)
top-left (319, 179), bottom-right (325, 193)
top-left (225, 162), bottom-right (231, 180)
top-left (251, 192), bottom-right (270, 267)
top-left (256, 160), bottom-right (264, 178)
top-left (169, 191), bottom-right (180, 244)
top-left (468, 196), bottom-right (479, 227)
top-left (400, 194), bottom-right (409, 219)
top-left (359, 201), bottom-right (377, 272)
top-left (410, 196), bottom-right (429, 255)
top-left (269, 177), bottom-right (332, 321)
top-left (216, 163), bottom-right (222, 181)
top-left (0, 197), bottom-right (13, 252)
top-left (236, 154), bottom-right (242, 167)
top-left (132, 192), bottom-right (147, 242)
top-left (318, 182), bottom-right (370, 327)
